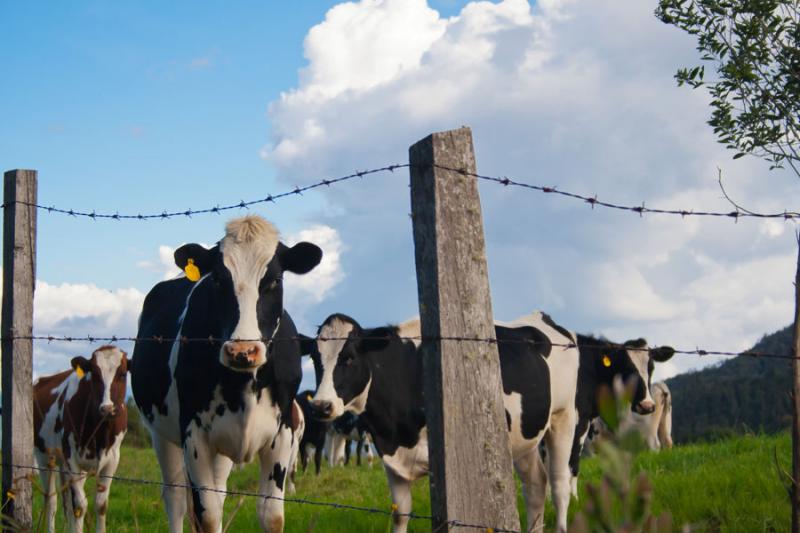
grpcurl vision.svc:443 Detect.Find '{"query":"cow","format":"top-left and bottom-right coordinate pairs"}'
top-left (286, 400), bottom-right (305, 494)
top-left (33, 345), bottom-right (129, 533)
top-left (622, 381), bottom-right (673, 450)
top-left (568, 335), bottom-right (674, 494)
top-left (130, 215), bottom-right (322, 533)
top-left (295, 390), bottom-right (328, 475)
top-left (328, 412), bottom-right (374, 468)
top-left (307, 312), bottom-right (580, 533)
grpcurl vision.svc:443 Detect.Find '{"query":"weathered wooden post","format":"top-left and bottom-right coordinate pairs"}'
top-left (2, 169), bottom-right (37, 531)
top-left (409, 128), bottom-right (520, 532)
top-left (793, 233), bottom-right (800, 533)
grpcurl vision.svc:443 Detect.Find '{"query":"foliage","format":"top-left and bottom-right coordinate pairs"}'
top-left (666, 324), bottom-right (792, 442)
top-left (125, 398), bottom-right (151, 448)
top-left (655, 0), bottom-right (800, 175)
top-left (570, 385), bottom-right (676, 533)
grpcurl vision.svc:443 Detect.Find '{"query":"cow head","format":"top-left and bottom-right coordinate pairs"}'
top-left (306, 314), bottom-right (379, 421)
top-left (174, 215), bottom-right (322, 373)
top-left (71, 345), bottom-right (129, 417)
top-left (593, 337), bottom-right (674, 415)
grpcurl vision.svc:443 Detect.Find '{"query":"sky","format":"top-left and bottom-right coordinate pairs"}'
top-left (2, 0), bottom-right (798, 391)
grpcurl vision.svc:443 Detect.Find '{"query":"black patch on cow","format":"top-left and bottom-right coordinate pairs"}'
top-left (270, 463), bottom-right (287, 491)
top-left (188, 472), bottom-right (206, 525)
top-left (496, 326), bottom-right (551, 440)
top-left (505, 409), bottom-right (511, 431)
top-left (215, 404), bottom-right (225, 417)
top-left (540, 312), bottom-right (573, 343)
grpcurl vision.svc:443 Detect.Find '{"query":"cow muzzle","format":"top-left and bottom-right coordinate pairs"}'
top-left (310, 399), bottom-right (335, 421)
top-left (99, 404), bottom-right (117, 417)
top-left (635, 400), bottom-right (655, 415)
top-left (221, 341), bottom-right (267, 371)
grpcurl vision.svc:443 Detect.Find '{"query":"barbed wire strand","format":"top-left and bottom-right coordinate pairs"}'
top-left (3, 462), bottom-right (518, 532)
top-left (2, 165), bottom-right (408, 220)
top-left (5, 334), bottom-right (794, 361)
top-left (4, 163), bottom-right (800, 221)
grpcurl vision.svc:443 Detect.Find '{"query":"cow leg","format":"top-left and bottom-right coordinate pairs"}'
top-left (64, 471), bottom-right (88, 533)
top-left (212, 455), bottom-right (234, 508)
top-left (658, 405), bottom-right (673, 450)
top-left (314, 445), bottom-right (323, 475)
top-left (384, 465), bottom-right (413, 533)
top-left (183, 441), bottom-right (225, 533)
top-left (343, 438), bottom-right (352, 466)
top-left (299, 444), bottom-right (309, 473)
top-left (356, 437), bottom-right (363, 467)
top-left (364, 434), bottom-right (374, 468)
top-left (35, 453), bottom-right (58, 533)
top-left (545, 410), bottom-right (578, 533)
top-left (256, 423), bottom-right (293, 533)
top-left (514, 445), bottom-right (548, 533)
top-left (569, 416), bottom-right (591, 499)
top-left (94, 447), bottom-right (121, 533)
top-left (151, 434), bottom-right (190, 533)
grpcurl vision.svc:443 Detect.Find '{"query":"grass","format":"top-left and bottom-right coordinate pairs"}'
top-left (15, 432), bottom-right (791, 532)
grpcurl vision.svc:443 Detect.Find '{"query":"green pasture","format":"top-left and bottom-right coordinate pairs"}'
top-left (16, 432), bottom-right (791, 532)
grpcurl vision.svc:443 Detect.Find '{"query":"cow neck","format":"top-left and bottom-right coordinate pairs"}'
top-left (361, 339), bottom-right (426, 453)
top-left (65, 375), bottom-right (126, 456)
top-left (575, 334), bottom-right (602, 420)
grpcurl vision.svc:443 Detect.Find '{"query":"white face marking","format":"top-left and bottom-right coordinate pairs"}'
top-left (218, 216), bottom-right (280, 367)
top-left (626, 345), bottom-right (653, 405)
top-left (93, 347), bottom-right (125, 410)
top-left (313, 318), bottom-right (354, 418)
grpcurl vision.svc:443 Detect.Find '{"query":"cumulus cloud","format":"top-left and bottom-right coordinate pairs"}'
top-left (263, 0), bottom-right (799, 382)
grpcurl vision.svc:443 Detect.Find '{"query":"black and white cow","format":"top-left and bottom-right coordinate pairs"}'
top-left (131, 215), bottom-right (322, 533)
top-left (623, 381), bottom-right (673, 451)
top-left (307, 312), bottom-right (580, 533)
top-left (295, 390), bottom-right (329, 475)
top-left (328, 412), bottom-right (374, 467)
top-left (568, 335), bottom-right (674, 493)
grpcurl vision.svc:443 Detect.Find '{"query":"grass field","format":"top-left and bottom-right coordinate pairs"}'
top-left (19, 432), bottom-right (791, 532)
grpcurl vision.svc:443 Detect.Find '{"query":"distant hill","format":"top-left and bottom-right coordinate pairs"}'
top-left (666, 325), bottom-right (793, 442)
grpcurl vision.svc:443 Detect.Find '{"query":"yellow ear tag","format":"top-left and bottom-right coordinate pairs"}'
top-left (602, 355), bottom-right (612, 368)
top-left (306, 394), bottom-right (313, 402)
top-left (75, 366), bottom-right (85, 379)
top-left (185, 258), bottom-right (201, 282)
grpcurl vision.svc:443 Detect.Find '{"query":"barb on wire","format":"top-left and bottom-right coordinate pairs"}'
top-left (430, 163), bottom-right (800, 220)
top-left (3, 165), bottom-right (408, 221)
top-left (7, 334), bottom-right (796, 361)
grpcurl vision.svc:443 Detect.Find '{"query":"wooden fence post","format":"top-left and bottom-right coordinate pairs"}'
top-left (2, 169), bottom-right (37, 531)
top-left (793, 234), bottom-right (800, 533)
top-left (409, 128), bottom-right (520, 532)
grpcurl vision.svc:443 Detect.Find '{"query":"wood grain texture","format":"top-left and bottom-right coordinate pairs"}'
top-left (409, 128), bottom-right (519, 532)
top-left (2, 169), bottom-right (37, 531)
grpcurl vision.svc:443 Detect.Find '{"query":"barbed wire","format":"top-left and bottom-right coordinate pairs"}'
top-left (431, 164), bottom-right (800, 221)
top-left (3, 462), bottom-right (518, 532)
top-left (3, 165), bottom-right (408, 220)
top-left (5, 162), bottom-right (800, 221)
top-left (6, 334), bottom-right (794, 361)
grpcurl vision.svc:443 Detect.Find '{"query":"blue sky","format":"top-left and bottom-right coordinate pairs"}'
top-left (3, 0), bottom-right (799, 386)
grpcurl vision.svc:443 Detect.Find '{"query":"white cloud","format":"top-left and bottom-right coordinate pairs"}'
top-left (262, 0), bottom-right (800, 381)
top-left (284, 224), bottom-right (345, 305)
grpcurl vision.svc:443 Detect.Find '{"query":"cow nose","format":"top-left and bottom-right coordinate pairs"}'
top-left (99, 404), bottom-right (116, 417)
top-left (224, 341), bottom-right (260, 368)
top-left (637, 400), bottom-right (655, 414)
top-left (311, 400), bottom-right (333, 418)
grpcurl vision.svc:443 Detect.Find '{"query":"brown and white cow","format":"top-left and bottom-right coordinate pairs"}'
top-left (33, 345), bottom-right (129, 533)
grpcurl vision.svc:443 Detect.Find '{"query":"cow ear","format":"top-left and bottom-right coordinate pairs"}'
top-left (280, 242), bottom-right (322, 275)
top-left (650, 346), bottom-right (675, 362)
top-left (358, 327), bottom-right (394, 353)
top-left (71, 356), bottom-right (91, 374)
top-left (174, 244), bottom-right (217, 281)
top-left (297, 334), bottom-right (316, 356)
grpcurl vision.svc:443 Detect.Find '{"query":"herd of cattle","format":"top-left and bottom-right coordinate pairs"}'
top-left (31, 215), bottom-right (675, 533)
